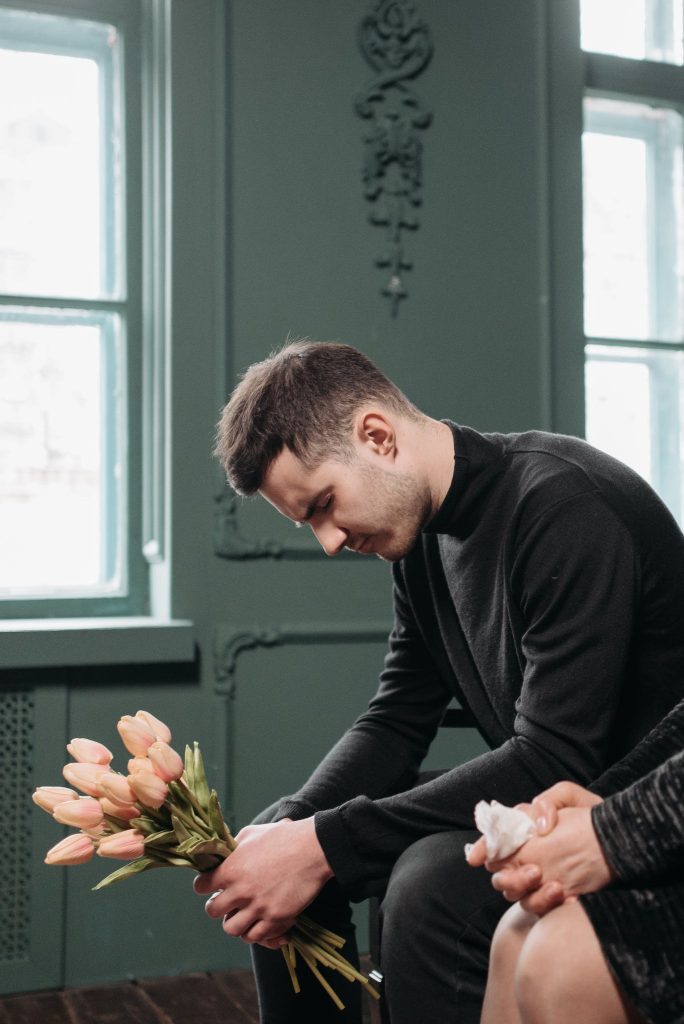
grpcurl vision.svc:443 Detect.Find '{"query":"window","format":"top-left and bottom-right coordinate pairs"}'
top-left (580, 0), bottom-right (684, 523)
top-left (0, 1), bottom-right (146, 616)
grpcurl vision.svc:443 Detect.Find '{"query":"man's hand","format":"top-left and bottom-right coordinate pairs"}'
top-left (466, 782), bottom-right (610, 915)
top-left (193, 817), bottom-right (334, 949)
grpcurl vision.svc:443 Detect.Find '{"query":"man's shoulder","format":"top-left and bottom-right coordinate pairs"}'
top-left (463, 426), bottom-right (677, 538)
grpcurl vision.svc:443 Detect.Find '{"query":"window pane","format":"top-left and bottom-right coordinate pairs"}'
top-left (583, 98), bottom-right (684, 341)
top-left (581, 0), bottom-right (684, 64)
top-left (0, 9), bottom-right (121, 298)
top-left (0, 311), bottom-right (123, 595)
top-left (586, 344), bottom-right (684, 523)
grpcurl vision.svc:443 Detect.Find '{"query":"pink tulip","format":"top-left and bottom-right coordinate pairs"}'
top-left (128, 769), bottom-right (168, 808)
top-left (45, 833), bottom-right (96, 866)
top-left (53, 797), bottom-right (105, 829)
top-left (33, 786), bottom-right (78, 813)
top-left (147, 741), bottom-right (184, 782)
top-left (127, 757), bottom-right (150, 774)
top-left (97, 773), bottom-right (136, 806)
top-left (135, 710), bottom-right (172, 743)
top-left (117, 715), bottom-right (157, 756)
top-left (66, 737), bottom-right (113, 765)
top-left (100, 798), bottom-right (141, 821)
top-left (63, 762), bottom-right (112, 797)
top-left (97, 829), bottom-right (145, 860)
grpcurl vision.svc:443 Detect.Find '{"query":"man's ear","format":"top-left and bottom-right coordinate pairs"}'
top-left (355, 411), bottom-right (396, 457)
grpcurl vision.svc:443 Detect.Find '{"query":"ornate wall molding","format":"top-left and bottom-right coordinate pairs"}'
top-left (355, 0), bottom-right (433, 315)
top-left (214, 621), bottom-right (390, 695)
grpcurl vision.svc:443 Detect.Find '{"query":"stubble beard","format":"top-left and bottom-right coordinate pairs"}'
top-left (358, 462), bottom-right (432, 562)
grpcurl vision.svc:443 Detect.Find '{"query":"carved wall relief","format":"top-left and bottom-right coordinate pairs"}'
top-left (355, 0), bottom-right (433, 314)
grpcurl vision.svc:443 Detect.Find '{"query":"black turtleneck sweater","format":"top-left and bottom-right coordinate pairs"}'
top-left (276, 425), bottom-right (684, 896)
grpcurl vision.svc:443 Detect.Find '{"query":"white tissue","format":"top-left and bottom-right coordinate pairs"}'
top-left (473, 799), bottom-right (537, 860)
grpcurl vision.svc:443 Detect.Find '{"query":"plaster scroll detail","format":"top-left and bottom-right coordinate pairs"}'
top-left (355, 0), bottom-right (433, 315)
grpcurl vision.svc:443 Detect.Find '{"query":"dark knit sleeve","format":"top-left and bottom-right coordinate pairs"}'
top-left (274, 564), bottom-right (452, 826)
top-left (590, 698), bottom-right (684, 798)
top-left (592, 747), bottom-right (684, 884)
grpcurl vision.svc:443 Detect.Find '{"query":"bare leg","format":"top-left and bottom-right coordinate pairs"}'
top-left (514, 900), bottom-right (645, 1024)
top-left (481, 903), bottom-right (538, 1024)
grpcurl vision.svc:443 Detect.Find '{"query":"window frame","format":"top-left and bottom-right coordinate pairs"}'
top-left (0, 0), bottom-right (147, 618)
top-left (547, 0), bottom-right (684, 525)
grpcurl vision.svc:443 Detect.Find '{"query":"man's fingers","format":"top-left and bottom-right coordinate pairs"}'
top-left (194, 871), bottom-right (221, 895)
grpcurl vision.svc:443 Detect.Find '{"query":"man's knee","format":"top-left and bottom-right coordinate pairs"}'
top-left (381, 830), bottom-right (505, 943)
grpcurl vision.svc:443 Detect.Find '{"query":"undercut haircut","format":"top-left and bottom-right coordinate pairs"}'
top-left (215, 340), bottom-right (421, 495)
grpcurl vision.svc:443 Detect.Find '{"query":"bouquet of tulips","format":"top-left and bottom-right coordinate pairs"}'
top-left (33, 710), bottom-right (379, 1011)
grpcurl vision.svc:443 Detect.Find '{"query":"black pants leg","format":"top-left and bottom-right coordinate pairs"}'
top-left (251, 877), bottom-right (363, 1024)
top-left (249, 816), bottom-right (507, 1024)
top-left (379, 830), bottom-right (508, 1024)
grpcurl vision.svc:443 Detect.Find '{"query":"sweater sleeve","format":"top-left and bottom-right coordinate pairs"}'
top-left (591, 748), bottom-right (684, 883)
top-left (273, 566), bottom-right (453, 824)
top-left (590, 697), bottom-right (684, 798)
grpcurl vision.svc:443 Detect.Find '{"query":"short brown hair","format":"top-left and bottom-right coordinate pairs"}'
top-left (215, 340), bottom-right (420, 494)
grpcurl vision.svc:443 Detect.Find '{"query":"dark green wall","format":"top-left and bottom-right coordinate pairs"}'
top-left (3, 0), bottom-right (579, 994)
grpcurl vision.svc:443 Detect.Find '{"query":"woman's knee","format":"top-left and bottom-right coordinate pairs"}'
top-left (514, 901), bottom-right (619, 1023)
top-left (489, 903), bottom-right (537, 977)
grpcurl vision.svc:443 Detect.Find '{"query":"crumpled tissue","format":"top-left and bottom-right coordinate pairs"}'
top-left (473, 799), bottom-right (537, 860)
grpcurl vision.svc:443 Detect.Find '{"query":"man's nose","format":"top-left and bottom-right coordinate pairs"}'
top-left (311, 521), bottom-right (347, 556)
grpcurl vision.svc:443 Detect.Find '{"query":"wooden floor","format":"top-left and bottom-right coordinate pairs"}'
top-left (0, 963), bottom-right (380, 1024)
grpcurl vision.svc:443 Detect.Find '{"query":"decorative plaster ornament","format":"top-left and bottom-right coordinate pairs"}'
top-left (355, 0), bottom-right (433, 315)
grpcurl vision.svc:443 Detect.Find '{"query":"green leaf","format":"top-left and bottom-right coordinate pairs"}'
top-left (171, 814), bottom-right (193, 845)
top-left (192, 742), bottom-right (211, 810)
top-left (143, 830), bottom-right (177, 848)
top-left (183, 744), bottom-right (195, 789)
top-left (92, 856), bottom-right (161, 890)
top-left (178, 836), bottom-right (231, 859)
top-left (208, 790), bottom-right (234, 845)
top-left (131, 815), bottom-right (160, 837)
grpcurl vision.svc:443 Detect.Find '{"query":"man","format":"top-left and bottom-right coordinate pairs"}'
top-left (198, 340), bottom-right (684, 1024)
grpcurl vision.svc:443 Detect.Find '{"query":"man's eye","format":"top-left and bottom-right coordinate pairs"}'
top-left (316, 496), bottom-right (333, 514)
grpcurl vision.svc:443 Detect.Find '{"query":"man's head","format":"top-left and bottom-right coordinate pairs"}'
top-left (215, 340), bottom-right (421, 495)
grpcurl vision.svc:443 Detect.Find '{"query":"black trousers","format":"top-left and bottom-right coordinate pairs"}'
top-left (250, 810), bottom-right (508, 1024)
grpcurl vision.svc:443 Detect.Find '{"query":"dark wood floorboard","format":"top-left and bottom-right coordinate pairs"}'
top-left (0, 961), bottom-right (380, 1023)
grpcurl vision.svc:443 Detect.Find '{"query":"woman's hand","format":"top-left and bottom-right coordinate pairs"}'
top-left (466, 782), bottom-right (612, 915)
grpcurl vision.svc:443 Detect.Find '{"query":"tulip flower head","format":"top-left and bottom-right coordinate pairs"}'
top-left (66, 738), bottom-right (113, 766)
top-left (127, 757), bottom-right (150, 774)
top-left (97, 829), bottom-right (146, 860)
top-left (128, 769), bottom-right (168, 808)
top-left (147, 741), bottom-right (184, 782)
top-left (33, 786), bottom-right (78, 813)
top-left (45, 832), bottom-right (96, 866)
top-left (97, 772), bottom-right (136, 807)
top-left (135, 710), bottom-right (172, 744)
top-left (100, 798), bottom-right (141, 821)
top-left (117, 715), bottom-right (157, 757)
top-left (52, 797), bottom-right (105, 829)
top-left (63, 762), bottom-right (112, 797)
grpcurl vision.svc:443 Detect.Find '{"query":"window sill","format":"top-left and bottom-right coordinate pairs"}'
top-left (0, 617), bottom-right (195, 669)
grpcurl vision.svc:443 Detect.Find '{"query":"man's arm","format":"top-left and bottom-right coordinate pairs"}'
top-left (274, 571), bottom-right (454, 822)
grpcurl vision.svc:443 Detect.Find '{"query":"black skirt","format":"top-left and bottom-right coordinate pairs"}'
top-left (580, 880), bottom-right (684, 1024)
